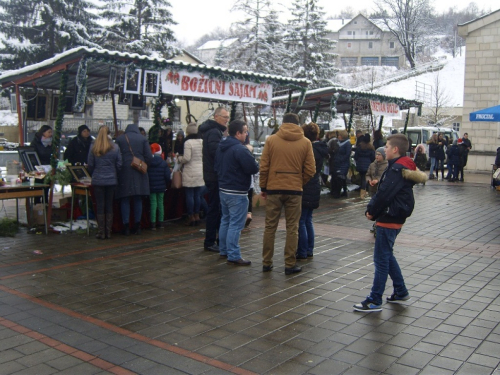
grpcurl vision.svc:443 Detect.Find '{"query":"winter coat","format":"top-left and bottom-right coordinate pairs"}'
top-left (413, 144), bottom-right (427, 171)
top-left (215, 136), bottom-right (259, 195)
top-left (428, 141), bottom-right (438, 158)
top-left (366, 159), bottom-right (388, 183)
top-left (87, 143), bottom-right (122, 186)
top-left (64, 135), bottom-right (92, 165)
top-left (259, 122), bottom-right (315, 195)
top-left (495, 147), bottom-right (500, 167)
top-left (115, 124), bottom-right (153, 198)
top-left (302, 141), bottom-right (329, 210)
top-left (148, 155), bottom-right (171, 193)
top-left (327, 137), bottom-right (339, 173)
top-left (31, 135), bottom-right (52, 165)
top-left (458, 144), bottom-right (468, 168)
top-left (178, 135), bottom-right (204, 187)
top-left (446, 144), bottom-right (460, 165)
top-left (354, 143), bottom-right (375, 173)
top-left (373, 138), bottom-right (386, 149)
top-left (199, 119), bottom-right (226, 183)
top-left (367, 156), bottom-right (427, 225)
top-left (436, 139), bottom-right (447, 160)
top-left (333, 139), bottom-right (352, 176)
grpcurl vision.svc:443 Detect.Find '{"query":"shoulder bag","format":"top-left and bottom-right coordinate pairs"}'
top-left (125, 135), bottom-right (148, 174)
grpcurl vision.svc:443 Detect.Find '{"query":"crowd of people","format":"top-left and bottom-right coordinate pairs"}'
top-left (30, 116), bottom-right (482, 278)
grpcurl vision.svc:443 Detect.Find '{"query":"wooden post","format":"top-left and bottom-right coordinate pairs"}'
top-left (111, 91), bottom-right (118, 137)
top-left (15, 85), bottom-right (24, 146)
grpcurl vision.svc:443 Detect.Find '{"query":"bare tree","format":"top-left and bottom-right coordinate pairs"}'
top-left (422, 73), bottom-right (456, 125)
top-left (374, 0), bottom-right (434, 69)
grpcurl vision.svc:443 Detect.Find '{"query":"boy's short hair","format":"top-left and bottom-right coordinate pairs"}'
top-left (386, 134), bottom-right (409, 155)
top-left (228, 120), bottom-right (246, 136)
top-left (302, 122), bottom-right (319, 142)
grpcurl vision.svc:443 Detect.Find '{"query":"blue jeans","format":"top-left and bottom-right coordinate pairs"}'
top-left (199, 185), bottom-right (209, 214)
top-left (368, 226), bottom-right (407, 305)
top-left (429, 157), bottom-right (437, 175)
top-left (185, 186), bottom-right (202, 215)
top-left (219, 192), bottom-right (248, 261)
top-left (297, 208), bottom-right (314, 257)
top-left (121, 195), bottom-right (142, 224)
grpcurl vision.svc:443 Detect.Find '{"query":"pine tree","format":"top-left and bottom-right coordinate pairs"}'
top-left (0, 0), bottom-right (102, 70)
top-left (286, 0), bottom-right (338, 88)
top-left (223, 4), bottom-right (290, 76)
top-left (100, 0), bottom-right (180, 58)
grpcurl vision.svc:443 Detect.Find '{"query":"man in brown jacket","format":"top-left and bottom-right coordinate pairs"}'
top-left (260, 113), bottom-right (316, 275)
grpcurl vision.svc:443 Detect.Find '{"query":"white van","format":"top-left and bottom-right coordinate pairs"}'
top-left (398, 126), bottom-right (460, 153)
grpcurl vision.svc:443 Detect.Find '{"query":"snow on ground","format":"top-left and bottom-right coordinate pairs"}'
top-left (374, 52), bottom-right (465, 107)
top-left (0, 109), bottom-right (17, 126)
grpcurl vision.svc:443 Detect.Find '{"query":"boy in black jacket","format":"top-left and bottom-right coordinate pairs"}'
top-left (354, 134), bottom-right (427, 312)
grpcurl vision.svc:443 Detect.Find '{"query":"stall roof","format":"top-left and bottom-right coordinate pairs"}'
top-left (273, 85), bottom-right (422, 115)
top-left (0, 47), bottom-right (308, 96)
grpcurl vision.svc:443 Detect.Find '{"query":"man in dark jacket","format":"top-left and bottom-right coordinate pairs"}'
top-left (199, 107), bottom-right (229, 252)
top-left (214, 120), bottom-right (259, 266)
top-left (64, 125), bottom-right (92, 165)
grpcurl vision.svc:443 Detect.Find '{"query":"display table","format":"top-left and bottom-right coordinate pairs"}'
top-left (70, 183), bottom-right (92, 235)
top-left (0, 182), bottom-right (49, 234)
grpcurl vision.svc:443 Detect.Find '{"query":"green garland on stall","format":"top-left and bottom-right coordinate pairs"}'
top-left (347, 106), bottom-right (354, 134)
top-left (285, 91), bottom-right (292, 113)
top-left (45, 71), bottom-right (72, 188)
top-left (150, 92), bottom-right (165, 144)
top-left (330, 94), bottom-right (338, 119)
top-left (313, 100), bottom-right (321, 123)
top-left (74, 57), bottom-right (88, 112)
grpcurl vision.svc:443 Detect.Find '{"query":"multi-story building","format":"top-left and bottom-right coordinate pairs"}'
top-left (195, 38), bottom-right (239, 66)
top-left (327, 14), bottom-right (405, 68)
top-left (458, 8), bottom-right (500, 171)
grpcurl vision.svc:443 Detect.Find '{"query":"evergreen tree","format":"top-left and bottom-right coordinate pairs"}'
top-left (286, 0), bottom-right (338, 88)
top-left (223, 5), bottom-right (290, 76)
top-left (100, 0), bottom-right (180, 58)
top-left (0, 0), bottom-right (102, 70)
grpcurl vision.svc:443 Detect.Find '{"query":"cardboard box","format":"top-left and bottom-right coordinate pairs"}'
top-left (51, 208), bottom-right (68, 222)
top-left (32, 204), bottom-right (46, 226)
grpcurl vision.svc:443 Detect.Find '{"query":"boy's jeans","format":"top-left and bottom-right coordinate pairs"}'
top-left (368, 226), bottom-right (408, 305)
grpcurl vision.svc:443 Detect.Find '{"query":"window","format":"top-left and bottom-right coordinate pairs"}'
top-left (366, 31), bottom-right (374, 36)
top-left (354, 21), bottom-right (357, 24)
top-left (347, 31), bottom-right (355, 36)
top-left (452, 122), bottom-right (460, 132)
top-left (389, 42), bottom-right (395, 49)
top-left (26, 94), bottom-right (47, 120)
top-left (347, 42), bottom-right (352, 48)
top-left (368, 42), bottom-right (373, 49)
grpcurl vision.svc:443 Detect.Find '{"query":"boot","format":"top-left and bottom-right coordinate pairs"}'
top-left (105, 214), bottom-right (113, 239)
top-left (185, 214), bottom-right (195, 226)
top-left (122, 224), bottom-right (130, 236)
top-left (193, 213), bottom-right (200, 226)
top-left (360, 190), bottom-right (366, 199)
top-left (133, 222), bottom-right (141, 235)
top-left (95, 214), bottom-right (106, 239)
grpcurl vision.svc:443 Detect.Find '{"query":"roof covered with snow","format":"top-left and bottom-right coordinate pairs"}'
top-left (197, 38), bottom-right (239, 50)
top-left (0, 47), bottom-right (308, 96)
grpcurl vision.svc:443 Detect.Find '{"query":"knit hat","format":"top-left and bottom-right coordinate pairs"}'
top-left (78, 124), bottom-right (90, 135)
top-left (186, 123), bottom-right (198, 136)
top-left (458, 138), bottom-right (463, 145)
top-left (150, 143), bottom-right (162, 155)
top-left (376, 147), bottom-right (386, 159)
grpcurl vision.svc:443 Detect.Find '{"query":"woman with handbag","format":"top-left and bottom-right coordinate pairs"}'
top-left (115, 124), bottom-right (153, 235)
top-left (87, 126), bottom-right (122, 239)
top-left (177, 123), bottom-right (204, 226)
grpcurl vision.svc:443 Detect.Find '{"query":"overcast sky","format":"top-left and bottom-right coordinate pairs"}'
top-left (170, 0), bottom-right (499, 46)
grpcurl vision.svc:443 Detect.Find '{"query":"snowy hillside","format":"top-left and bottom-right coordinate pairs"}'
top-left (373, 53), bottom-right (465, 107)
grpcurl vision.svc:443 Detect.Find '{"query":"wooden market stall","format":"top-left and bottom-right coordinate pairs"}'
top-left (0, 47), bottom-right (308, 230)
